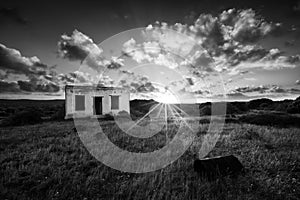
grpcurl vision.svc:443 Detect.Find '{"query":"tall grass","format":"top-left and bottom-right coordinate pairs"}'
top-left (0, 120), bottom-right (299, 199)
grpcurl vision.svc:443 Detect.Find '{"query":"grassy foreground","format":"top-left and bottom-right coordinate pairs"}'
top-left (0, 120), bottom-right (299, 200)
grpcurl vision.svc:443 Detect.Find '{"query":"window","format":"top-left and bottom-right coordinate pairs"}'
top-left (111, 96), bottom-right (119, 110)
top-left (75, 95), bottom-right (85, 111)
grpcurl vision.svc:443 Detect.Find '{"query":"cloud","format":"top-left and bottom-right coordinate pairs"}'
top-left (296, 80), bottom-right (300, 85)
top-left (143, 23), bottom-right (196, 57)
top-left (0, 43), bottom-right (66, 94)
top-left (0, 76), bottom-right (61, 93)
top-left (230, 85), bottom-right (300, 95)
top-left (58, 29), bottom-right (102, 62)
top-left (57, 71), bottom-right (115, 87)
top-left (182, 50), bottom-right (214, 73)
top-left (106, 56), bottom-right (124, 69)
top-left (226, 92), bottom-right (247, 98)
top-left (219, 9), bottom-right (276, 43)
top-left (0, 40), bottom-right (122, 94)
top-left (130, 81), bottom-right (156, 93)
top-left (0, 43), bottom-right (49, 77)
top-left (52, 9), bottom-right (300, 100)
top-left (190, 13), bottom-right (224, 54)
top-left (115, 70), bottom-right (157, 93)
top-left (122, 37), bottom-right (183, 69)
top-left (219, 46), bottom-right (300, 72)
top-left (230, 53), bottom-right (300, 71)
top-left (57, 30), bottom-right (162, 94)
top-left (118, 76), bottom-right (157, 93)
top-left (0, 42), bottom-right (102, 94)
top-left (58, 30), bottom-right (125, 72)
top-left (122, 38), bottom-right (159, 63)
top-left (121, 8), bottom-right (299, 78)
top-left (57, 71), bottom-right (91, 84)
top-left (0, 81), bottom-right (20, 93)
top-left (185, 77), bottom-right (194, 85)
top-left (17, 80), bottom-right (60, 93)
top-left (232, 85), bottom-right (272, 93)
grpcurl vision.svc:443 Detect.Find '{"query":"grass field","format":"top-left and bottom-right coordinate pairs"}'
top-left (0, 120), bottom-right (300, 200)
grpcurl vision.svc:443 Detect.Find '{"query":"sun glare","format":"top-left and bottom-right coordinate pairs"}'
top-left (154, 91), bottom-right (179, 104)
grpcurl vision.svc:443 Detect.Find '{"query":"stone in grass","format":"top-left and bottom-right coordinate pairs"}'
top-left (194, 155), bottom-right (244, 180)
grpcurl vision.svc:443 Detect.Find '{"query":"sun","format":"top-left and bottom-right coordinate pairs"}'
top-left (154, 90), bottom-right (179, 104)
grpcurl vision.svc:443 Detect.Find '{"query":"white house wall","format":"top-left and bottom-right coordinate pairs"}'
top-left (65, 86), bottom-right (130, 119)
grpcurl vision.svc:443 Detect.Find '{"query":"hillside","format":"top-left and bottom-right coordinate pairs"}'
top-left (0, 96), bottom-right (299, 128)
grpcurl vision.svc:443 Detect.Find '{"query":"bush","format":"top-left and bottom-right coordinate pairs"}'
top-left (239, 113), bottom-right (300, 128)
top-left (117, 110), bottom-right (130, 117)
top-left (287, 98), bottom-right (300, 114)
top-left (226, 103), bottom-right (241, 114)
top-left (103, 113), bottom-right (114, 121)
top-left (50, 106), bottom-right (65, 121)
top-left (247, 98), bottom-right (273, 110)
top-left (1, 108), bottom-right (43, 126)
top-left (130, 109), bottom-right (145, 120)
top-left (115, 110), bottom-right (132, 122)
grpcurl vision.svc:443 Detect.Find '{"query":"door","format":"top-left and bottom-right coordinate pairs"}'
top-left (94, 97), bottom-right (102, 115)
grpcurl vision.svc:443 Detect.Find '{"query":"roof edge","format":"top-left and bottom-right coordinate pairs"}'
top-left (65, 84), bottom-right (127, 90)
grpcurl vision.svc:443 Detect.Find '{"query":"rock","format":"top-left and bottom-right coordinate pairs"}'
top-left (194, 155), bottom-right (244, 179)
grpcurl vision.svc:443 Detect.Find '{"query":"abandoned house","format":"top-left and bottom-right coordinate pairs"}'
top-left (64, 85), bottom-right (130, 119)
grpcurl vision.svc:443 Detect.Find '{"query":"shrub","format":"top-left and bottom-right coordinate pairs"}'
top-left (247, 98), bottom-right (273, 110)
top-left (50, 106), bottom-right (65, 121)
top-left (226, 103), bottom-right (241, 114)
top-left (1, 107), bottom-right (43, 126)
top-left (117, 110), bottom-right (130, 117)
top-left (287, 98), bottom-right (300, 114)
top-left (231, 102), bottom-right (248, 112)
top-left (130, 109), bottom-right (145, 120)
top-left (103, 113), bottom-right (114, 121)
top-left (239, 113), bottom-right (300, 128)
top-left (115, 110), bottom-right (132, 122)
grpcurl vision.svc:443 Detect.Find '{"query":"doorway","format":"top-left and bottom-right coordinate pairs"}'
top-left (94, 96), bottom-right (103, 115)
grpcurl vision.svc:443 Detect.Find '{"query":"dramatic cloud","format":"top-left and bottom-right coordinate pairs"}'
top-left (58, 29), bottom-right (102, 62)
top-left (106, 56), bottom-right (124, 69)
top-left (118, 78), bottom-right (157, 93)
top-left (0, 43), bottom-right (49, 77)
top-left (58, 30), bottom-right (124, 72)
top-left (223, 47), bottom-right (300, 72)
top-left (0, 81), bottom-right (20, 93)
top-left (0, 42), bottom-right (104, 94)
top-left (230, 85), bottom-right (300, 95)
top-left (143, 23), bottom-right (197, 57)
top-left (0, 43), bottom-right (63, 94)
top-left (219, 9), bottom-right (275, 43)
top-left (296, 80), bottom-right (300, 85)
top-left (0, 76), bottom-right (61, 93)
top-left (18, 79), bottom-right (60, 93)
top-left (190, 13), bottom-right (224, 54)
top-left (117, 70), bottom-right (157, 93)
top-left (121, 8), bottom-right (299, 76)
top-left (0, 8), bottom-right (281, 100)
top-left (54, 9), bottom-right (300, 100)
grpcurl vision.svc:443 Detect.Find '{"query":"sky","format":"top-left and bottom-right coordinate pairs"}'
top-left (0, 0), bottom-right (300, 102)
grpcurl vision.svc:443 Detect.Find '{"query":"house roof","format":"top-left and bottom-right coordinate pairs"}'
top-left (65, 84), bottom-right (127, 91)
